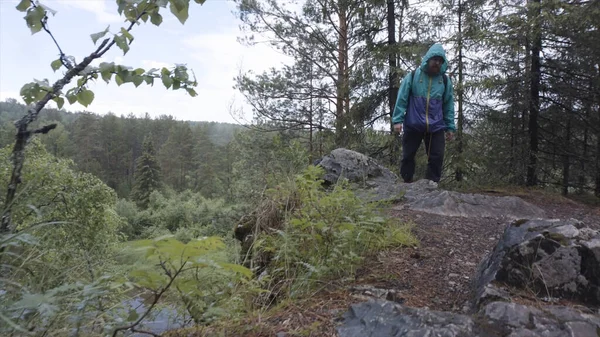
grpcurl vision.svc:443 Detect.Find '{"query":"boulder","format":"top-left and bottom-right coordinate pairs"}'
top-left (315, 148), bottom-right (405, 203)
top-left (473, 218), bottom-right (600, 309)
top-left (315, 148), bottom-right (398, 186)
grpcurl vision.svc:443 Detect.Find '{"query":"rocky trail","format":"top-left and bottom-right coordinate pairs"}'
top-left (172, 149), bottom-right (600, 336)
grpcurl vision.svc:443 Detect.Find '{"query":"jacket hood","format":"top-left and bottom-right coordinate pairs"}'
top-left (420, 43), bottom-right (448, 74)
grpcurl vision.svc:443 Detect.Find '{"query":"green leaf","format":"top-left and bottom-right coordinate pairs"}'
top-left (126, 308), bottom-right (139, 322)
top-left (20, 82), bottom-right (40, 104)
top-left (186, 88), bottom-right (197, 97)
top-left (170, 0), bottom-right (186, 11)
top-left (98, 62), bottom-right (115, 83)
top-left (53, 96), bottom-right (65, 109)
top-left (161, 75), bottom-right (173, 89)
top-left (91, 25), bottom-right (110, 45)
top-left (50, 59), bottom-right (62, 72)
top-left (144, 76), bottom-right (154, 85)
top-left (24, 6), bottom-right (46, 34)
top-left (132, 76), bottom-right (144, 87)
top-left (218, 263), bottom-right (253, 278)
top-left (114, 35), bottom-right (130, 55)
top-left (134, 68), bottom-right (145, 75)
top-left (66, 94), bottom-right (77, 104)
top-left (115, 74), bottom-right (124, 86)
top-left (120, 27), bottom-right (134, 43)
top-left (77, 90), bottom-right (95, 107)
top-left (16, 0), bottom-right (31, 12)
top-left (150, 12), bottom-right (163, 26)
top-left (194, 0), bottom-right (206, 3)
top-left (169, 0), bottom-right (189, 24)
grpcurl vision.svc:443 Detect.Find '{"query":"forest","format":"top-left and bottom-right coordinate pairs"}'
top-left (1, 0), bottom-right (599, 336)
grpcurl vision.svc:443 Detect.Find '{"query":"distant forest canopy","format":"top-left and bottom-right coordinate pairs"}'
top-left (0, 98), bottom-right (245, 198)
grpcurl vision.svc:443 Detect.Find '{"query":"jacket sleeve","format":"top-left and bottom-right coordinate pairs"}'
top-left (392, 73), bottom-right (412, 125)
top-left (443, 77), bottom-right (456, 132)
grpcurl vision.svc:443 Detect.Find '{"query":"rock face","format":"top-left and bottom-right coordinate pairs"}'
top-left (396, 180), bottom-right (547, 220)
top-left (325, 149), bottom-right (600, 337)
top-left (473, 218), bottom-right (600, 309)
top-left (315, 149), bottom-right (547, 221)
top-left (337, 299), bottom-right (600, 337)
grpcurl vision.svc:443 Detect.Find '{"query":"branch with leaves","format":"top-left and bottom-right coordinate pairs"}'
top-left (1, 0), bottom-right (205, 234)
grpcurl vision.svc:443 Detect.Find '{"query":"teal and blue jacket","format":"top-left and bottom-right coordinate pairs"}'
top-left (392, 43), bottom-right (456, 133)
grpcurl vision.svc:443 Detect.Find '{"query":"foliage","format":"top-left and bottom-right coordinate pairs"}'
top-left (15, 0), bottom-right (202, 110)
top-left (116, 188), bottom-right (244, 240)
top-left (0, 139), bottom-right (123, 283)
top-left (229, 129), bottom-right (310, 202)
top-left (117, 235), bottom-right (252, 327)
top-left (131, 137), bottom-right (162, 209)
top-left (246, 165), bottom-right (417, 303)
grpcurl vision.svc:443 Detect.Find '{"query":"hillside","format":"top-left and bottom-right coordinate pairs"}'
top-left (162, 149), bottom-right (600, 336)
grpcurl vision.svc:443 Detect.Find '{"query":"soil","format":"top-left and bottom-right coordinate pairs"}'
top-left (168, 189), bottom-right (600, 337)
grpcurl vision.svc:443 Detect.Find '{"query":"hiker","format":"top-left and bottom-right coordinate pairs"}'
top-left (392, 43), bottom-right (456, 185)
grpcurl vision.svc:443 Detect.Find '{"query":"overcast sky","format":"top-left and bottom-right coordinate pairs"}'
top-left (0, 0), bottom-right (291, 123)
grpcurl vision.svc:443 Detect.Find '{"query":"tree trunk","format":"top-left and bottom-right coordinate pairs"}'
top-left (595, 64), bottom-right (600, 197)
top-left (526, 0), bottom-right (541, 187)
top-left (388, 0), bottom-right (398, 166)
top-left (562, 116), bottom-right (571, 196)
top-left (336, 4), bottom-right (349, 146)
top-left (455, 0), bottom-right (465, 182)
top-left (309, 63), bottom-right (314, 163)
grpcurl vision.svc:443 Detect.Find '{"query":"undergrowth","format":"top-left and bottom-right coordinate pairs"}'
top-left (241, 165), bottom-right (418, 308)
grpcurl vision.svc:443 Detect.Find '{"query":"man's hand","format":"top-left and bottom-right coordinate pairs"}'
top-left (446, 132), bottom-right (454, 141)
top-left (393, 123), bottom-right (403, 133)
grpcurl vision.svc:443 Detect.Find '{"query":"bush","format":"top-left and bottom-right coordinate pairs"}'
top-left (243, 165), bottom-right (418, 303)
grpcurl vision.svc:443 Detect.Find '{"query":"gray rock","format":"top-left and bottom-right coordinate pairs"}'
top-left (473, 218), bottom-right (600, 309)
top-left (315, 149), bottom-right (546, 218)
top-left (395, 181), bottom-right (547, 220)
top-left (336, 300), bottom-right (600, 337)
top-left (336, 299), bottom-right (475, 337)
top-left (315, 148), bottom-right (398, 186)
top-left (315, 148), bottom-right (406, 203)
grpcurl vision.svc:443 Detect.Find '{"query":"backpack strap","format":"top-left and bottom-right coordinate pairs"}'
top-left (442, 74), bottom-right (448, 99)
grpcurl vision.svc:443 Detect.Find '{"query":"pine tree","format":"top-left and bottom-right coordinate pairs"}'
top-left (131, 137), bottom-right (162, 209)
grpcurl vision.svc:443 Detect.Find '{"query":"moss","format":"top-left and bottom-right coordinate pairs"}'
top-left (543, 232), bottom-right (570, 246)
top-left (512, 219), bottom-right (529, 227)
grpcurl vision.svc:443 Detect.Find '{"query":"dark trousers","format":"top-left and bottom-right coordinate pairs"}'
top-left (400, 130), bottom-right (445, 183)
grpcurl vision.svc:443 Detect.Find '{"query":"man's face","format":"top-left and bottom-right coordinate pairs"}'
top-left (427, 56), bottom-right (444, 75)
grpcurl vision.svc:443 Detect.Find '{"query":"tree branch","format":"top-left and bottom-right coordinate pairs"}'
top-left (111, 261), bottom-right (186, 337)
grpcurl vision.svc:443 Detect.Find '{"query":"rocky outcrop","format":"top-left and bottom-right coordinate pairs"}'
top-left (315, 148), bottom-right (546, 220)
top-left (326, 149), bottom-right (600, 337)
top-left (396, 181), bottom-right (547, 220)
top-left (336, 217), bottom-right (600, 337)
top-left (337, 299), bottom-right (600, 337)
top-left (473, 218), bottom-right (600, 309)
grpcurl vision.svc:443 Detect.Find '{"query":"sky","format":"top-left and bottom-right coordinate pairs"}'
top-left (0, 0), bottom-right (291, 123)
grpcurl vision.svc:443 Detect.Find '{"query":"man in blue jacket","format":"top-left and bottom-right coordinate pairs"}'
top-left (392, 43), bottom-right (455, 184)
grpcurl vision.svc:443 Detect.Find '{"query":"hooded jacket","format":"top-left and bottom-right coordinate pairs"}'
top-left (392, 43), bottom-right (456, 133)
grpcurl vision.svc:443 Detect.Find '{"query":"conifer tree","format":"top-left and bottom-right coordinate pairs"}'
top-left (131, 137), bottom-right (161, 209)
